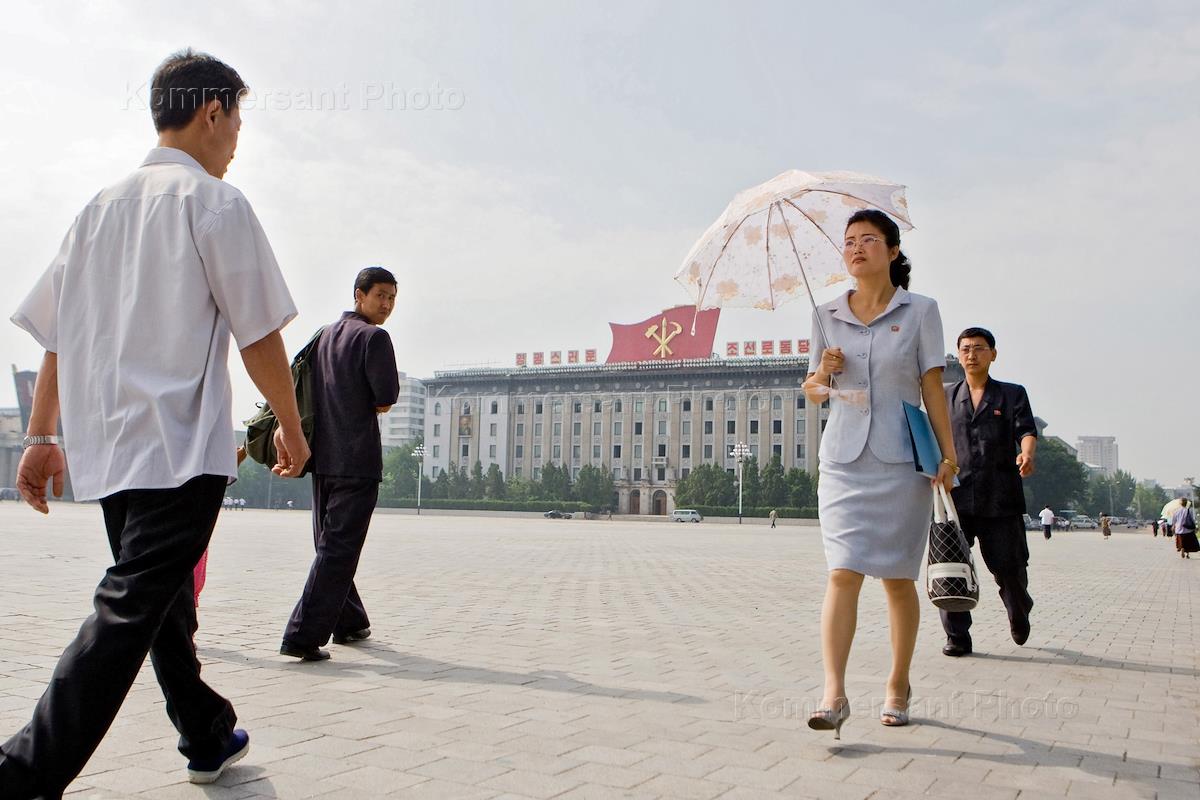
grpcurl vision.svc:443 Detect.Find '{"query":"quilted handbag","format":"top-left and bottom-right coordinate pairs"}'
top-left (926, 483), bottom-right (979, 611)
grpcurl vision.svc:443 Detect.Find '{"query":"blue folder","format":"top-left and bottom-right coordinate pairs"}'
top-left (903, 401), bottom-right (943, 479)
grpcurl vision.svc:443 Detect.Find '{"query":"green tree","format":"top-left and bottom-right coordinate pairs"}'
top-left (675, 463), bottom-right (736, 506)
top-left (445, 461), bottom-right (471, 499)
top-left (574, 464), bottom-right (615, 509)
top-left (1134, 482), bottom-right (1170, 520)
top-left (539, 462), bottom-right (572, 501)
top-left (739, 456), bottom-right (762, 507)
top-left (469, 461), bottom-right (486, 499)
top-left (1022, 437), bottom-right (1087, 511)
top-left (380, 442), bottom-right (421, 504)
top-left (226, 459), bottom-right (312, 509)
top-left (484, 463), bottom-right (507, 499)
top-left (505, 474), bottom-right (535, 501)
top-left (760, 456), bottom-right (787, 508)
top-left (430, 468), bottom-right (450, 499)
top-left (784, 467), bottom-right (815, 508)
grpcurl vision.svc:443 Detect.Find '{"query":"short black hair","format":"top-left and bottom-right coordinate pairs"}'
top-left (150, 49), bottom-right (247, 132)
top-left (354, 266), bottom-right (397, 296)
top-left (957, 327), bottom-right (996, 349)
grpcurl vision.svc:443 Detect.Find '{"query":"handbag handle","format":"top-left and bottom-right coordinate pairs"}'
top-left (933, 483), bottom-right (961, 526)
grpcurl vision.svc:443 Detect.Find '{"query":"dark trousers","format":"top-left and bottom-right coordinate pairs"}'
top-left (0, 475), bottom-right (236, 800)
top-left (1042, 524), bottom-right (1053, 540)
top-left (283, 475), bottom-right (378, 648)
top-left (941, 514), bottom-right (1033, 647)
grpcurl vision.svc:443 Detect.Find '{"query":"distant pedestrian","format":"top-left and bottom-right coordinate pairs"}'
top-left (769, 508), bottom-right (778, 528)
top-left (1152, 518), bottom-right (1159, 537)
top-left (1171, 499), bottom-right (1198, 559)
top-left (281, 267), bottom-right (399, 662)
top-left (1039, 505), bottom-right (1055, 540)
top-left (1100, 513), bottom-right (1111, 540)
top-left (3, 50), bottom-right (308, 796)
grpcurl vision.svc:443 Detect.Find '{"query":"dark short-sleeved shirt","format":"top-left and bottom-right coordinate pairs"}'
top-left (310, 311), bottom-right (399, 480)
top-left (945, 377), bottom-right (1037, 517)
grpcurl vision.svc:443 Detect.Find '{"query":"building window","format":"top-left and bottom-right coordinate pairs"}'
top-left (461, 443), bottom-right (469, 458)
top-left (772, 395), bottom-right (783, 411)
top-left (682, 399), bottom-right (691, 412)
top-left (657, 420), bottom-right (667, 436)
top-left (657, 467), bottom-right (665, 481)
top-left (592, 445), bottom-right (601, 459)
top-left (553, 400), bottom-right (562, 415)
top-left (725, 396), bottom-right (736, 411)
top-left (593, 421), bottom-right (601, 436)
top-left (750, 444), bottom-right (759, 459)
top-left (750, 420), bottom-right (759, 435)
top-left (614, 421), bottom-right (623, 437)
top-left (463, 402), bottom-right (471, 415)
top-left (433, 423), bottom-right (441, 437)
top-left (772, 444), bottom-right (782, 458)
top-left (612, 467), bottom-right (621, 479)
top-left (572, 445), bottom-right (581, 460)
top-left (657, 398), bottom-right (667, 413)
top-left (553, 444), bottom-right (561, 460)
top-left (517, 402), bottom-right (525, 415)
top-left (432, 445), bottom-right (440, 458)
top-left (634, 399), bottom-right (644, 414)
top-left (533, 444), bottom-right (542, 459)
top-left (434, 402), bottom-right (441, 415)
top-left (681, 444), bottom-right (691, 459)
top-left (795, 419), bottom-right (805, 435)
top-left (489, 444), bottom-right (497, 458)
top-left (681, 420), bottom-right (690, 436)
top-left (773, 419), bottom-right (782, 434)
top-left (633, 467), bottom-right (642, 481)
top-left (490, 401), bottom-right (498, 414)
top-left (703, 444), bottom-right (713, 459)
top-left (704, 420), bottom-right (713, 435)
top-left (634, 444), bottom-right (643, 460)
top-left (594, 401), bottom-right (602, 413)
top-left (533, 467), bottom-right (541, 480)
top-left (515, 444), bottom-right (524, 459)
top-left (634, 421), bottom-right (643, 436)
top-left (727, 420), bottom-right (736, 435)
top-left (553, 422), bottom-right (562, 437)
top-left (516, 423), bottom-right (524, 437)
top-left (681, 467), bottom-right (690, 479)
top-left (534, 422), bottom-right (543, 437)
top-left (490, 423), bottom-right (497, 436)
top-left (613, 444), bottom-right (622, 458)
top-left (749, 396), bottom-right (760, 411)
top-left (514, 466), bottom-right (522, 477)
top-left (573, 401), bottom-right (582, 414)
top-left (657, 443), bottom-right (667, 457)
top-left (431, 465), bottom-right (440, 478)
top-left (572, 467), bottom-right (580, 480)
top-left (796, 443), bottom-right (806, 460)
top-left (615, 399), bottom-right (623, 413)
top-left (573, 421), bottom-right (582, 436)
top-left (796, 396), bottom-right (806, 409)
top-left (535, 401), bottom-right (543, 414)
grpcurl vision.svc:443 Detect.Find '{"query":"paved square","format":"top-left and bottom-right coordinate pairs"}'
top-left (0, 504), bottom-right (1197, 799)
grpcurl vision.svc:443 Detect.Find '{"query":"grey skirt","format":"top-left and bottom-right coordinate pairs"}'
top-left (818, 446), bottom-right (932, 580)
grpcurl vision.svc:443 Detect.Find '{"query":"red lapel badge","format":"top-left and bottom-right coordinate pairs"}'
top-left (890, 325), bottom-right (900, 332)
top-left (993, 409), bottom-right (1002, 416)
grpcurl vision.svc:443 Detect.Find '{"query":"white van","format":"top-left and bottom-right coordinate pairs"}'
top-left (671, 509), bottom-right (703, 523)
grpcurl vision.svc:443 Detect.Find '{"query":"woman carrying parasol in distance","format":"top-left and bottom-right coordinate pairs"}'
top-left (803, 209), bottom-right (957, 737)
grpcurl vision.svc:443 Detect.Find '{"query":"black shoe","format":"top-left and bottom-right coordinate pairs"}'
top-left (187, 729), bottom-right (250, 783)
top-left (942, 640), bottom-right (972, 657)
top-left (1010, 616), bottom-right (1031, 646)
top-left (332, 627), bottom-right (371, 645)
top-left (280, 641), bottom-right (331, 661)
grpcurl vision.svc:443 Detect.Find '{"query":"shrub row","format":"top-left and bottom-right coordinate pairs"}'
top-left (379, 498), bottom-right (593, 513)
top-left (688, 505), bottom-right (819, 519)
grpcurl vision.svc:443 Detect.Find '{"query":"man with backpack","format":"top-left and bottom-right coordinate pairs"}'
top-left (281, 268), bottom-right (400, 661)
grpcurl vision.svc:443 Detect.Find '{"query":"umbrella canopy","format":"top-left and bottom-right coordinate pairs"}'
top-left (1161, 498), bottom-right (1187, 521)
top-left (675, 170), bottom-right (912, 314)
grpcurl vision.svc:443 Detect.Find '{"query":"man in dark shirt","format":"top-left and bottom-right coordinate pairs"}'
top-left (281, 267), bottom-right (400, 661)
top-left (941, 327), bottom-right (1038, 658)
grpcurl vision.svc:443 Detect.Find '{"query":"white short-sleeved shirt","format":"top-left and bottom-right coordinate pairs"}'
top-left (807, 288), bottom-right (945, 465)
top-left (11, 147), bottom-right (297, 501)
top-left (1039, 508), bottom-right (1055, 525)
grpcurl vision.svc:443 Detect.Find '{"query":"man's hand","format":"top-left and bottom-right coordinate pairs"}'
top-left (17, 445), bottom-right (67, 514)
top-left (272, 425), bottom-right (310, 478)
top-left (1016, 453), bottom-right (1035, 478)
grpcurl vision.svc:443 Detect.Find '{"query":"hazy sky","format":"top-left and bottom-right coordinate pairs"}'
top-left (2, 1), bottom-right (1197, 486)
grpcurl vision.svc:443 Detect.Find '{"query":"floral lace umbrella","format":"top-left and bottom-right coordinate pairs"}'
top-left (675, 170), bottom-right (913, 340)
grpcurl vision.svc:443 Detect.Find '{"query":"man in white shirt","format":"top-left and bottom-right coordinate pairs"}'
top-left (1, 50), bottom-right (309, 798)
top-left (1039, 505), bottom-right (1055, 540)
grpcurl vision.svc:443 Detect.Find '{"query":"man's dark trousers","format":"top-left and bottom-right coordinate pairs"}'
top-left (941, 513), bottom-right (1033, 648)
top-left (0, 475), bottom-right (236, 800)
top-left (284, 475), bottom-right (378, 647)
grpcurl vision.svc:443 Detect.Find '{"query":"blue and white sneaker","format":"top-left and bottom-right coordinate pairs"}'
top-left (187, 729), bottom-right (249, 784)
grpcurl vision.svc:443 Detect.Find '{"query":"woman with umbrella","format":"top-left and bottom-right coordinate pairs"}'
top-left (804, 209), bottom-right (956, 736)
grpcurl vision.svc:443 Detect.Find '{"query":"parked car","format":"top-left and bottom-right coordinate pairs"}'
top-left (543, 509), bottom-right (573, 519)
top-left (671, 509), bottom-right (703, 523)
top-left (1023, 513), bottom-right (1037, 531)
top-left (1072, 515), bottom-right (1098, 529)
top-left (0, 487), bottom-right (19, 501)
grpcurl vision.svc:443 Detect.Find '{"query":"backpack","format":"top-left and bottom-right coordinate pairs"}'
top-left (1180, 508), bottom-right (1196, 534)
top-left (243, 327), bottom-right (324, 474)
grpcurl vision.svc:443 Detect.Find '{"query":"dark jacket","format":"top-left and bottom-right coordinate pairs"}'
top-left (945, 377), bottom-right (1037, 517)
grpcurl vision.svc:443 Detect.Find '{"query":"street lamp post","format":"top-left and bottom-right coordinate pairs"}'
top-left (413, 443), bottom-right (426, 515)
top-left (730, 442), bottom-right (750, 524)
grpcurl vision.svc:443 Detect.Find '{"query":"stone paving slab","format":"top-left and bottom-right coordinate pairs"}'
top-left (0, 504), bottom-right (1197, 799)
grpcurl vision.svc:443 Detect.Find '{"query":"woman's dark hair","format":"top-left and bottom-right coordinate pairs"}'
top-left (355, 266), bottom-right (398, 295)
top-left (846, 208), bottom-right (910, 289)
top-left (150, 49), bottom-right (247, 132)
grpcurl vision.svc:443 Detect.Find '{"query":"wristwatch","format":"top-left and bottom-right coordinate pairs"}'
top-left (22, 435), bottom-right (59, 449)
